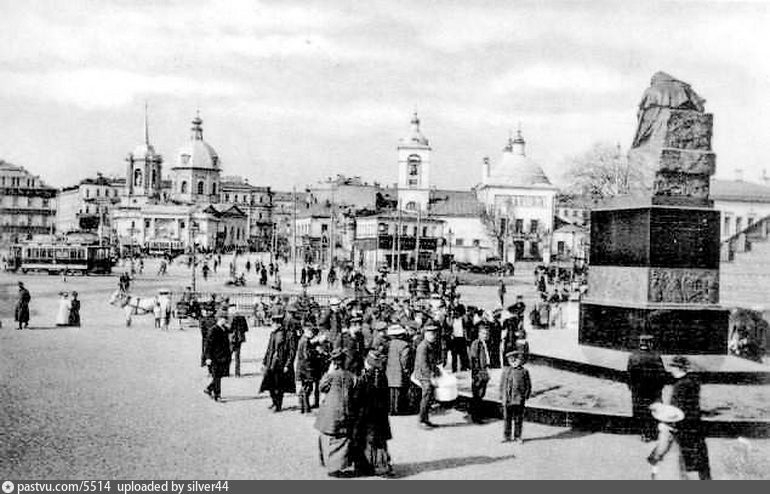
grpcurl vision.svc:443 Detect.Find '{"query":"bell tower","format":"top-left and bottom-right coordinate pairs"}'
top-left (125, 103), bottom-right (163, 205)
top-left (397, 112), bottom-right (432, 212)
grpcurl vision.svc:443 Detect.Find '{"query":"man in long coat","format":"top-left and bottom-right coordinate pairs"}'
top-left (669, 356), bottom-right (711, 480)
top-left (335, 315), bottom-right (365, 375)
top-left (260, 312), bottom-right (296, 412)
top-left (626, 335), bottom-right (668, 441)
top-left (385, 325), bottom-right (412, 415)
top-left (15, 281), bottom-right (31, 330)
top-left (203, 317), bottom-right (231, 402)
top-left (469, 326), bottom-right (491, 423)
top-left (414, 325), bottom-right (440, 429)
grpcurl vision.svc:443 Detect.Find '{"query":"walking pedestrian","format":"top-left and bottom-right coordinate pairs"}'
top-left (668, 356), bottom-right (711, 480)
top-left (315, 348), bottom-right (358, 477)
top-left (647, 403), bottom-right (687, 480)
top-left (68, 291), bottom-right (80, 327)
top-left (229, 315), bottom-right (249, 377)
top-left (203, 317), bottom-right (231, 402)
top-left (499, 351), bottom-right (531, 442)
top-left (15, 281), bottom-right (31, 330)
top-left (469, 325), bottom-right (491, 423)
top-left (296, 323), bottom-right (319, 414)
top-left (259, 310), bottom-right (296, 412)
top-left (498, 279), bottom-right (506, 307)
top-left (335, 314), bottom-right (365, 375)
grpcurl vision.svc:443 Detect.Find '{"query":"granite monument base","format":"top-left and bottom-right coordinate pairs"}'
top-left (579, 302), bottom-right (728, 354)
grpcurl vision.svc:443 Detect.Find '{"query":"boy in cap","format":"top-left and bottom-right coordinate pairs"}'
top-left (499, 351), bottom-right (531, 442)
top-left (296, 322), bottom-right (319, 413)
top-left (414, 324), bottom-right (441, 429)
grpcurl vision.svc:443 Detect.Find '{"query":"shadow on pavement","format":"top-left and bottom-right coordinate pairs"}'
top-left (220, 395), bottom-right (267, 403)
top-left (531, 385), bottom-right (562, 398)
top-left (523, 428), bottom-right (594, 443)
top-left (390, 454), bottom-right (517, 479)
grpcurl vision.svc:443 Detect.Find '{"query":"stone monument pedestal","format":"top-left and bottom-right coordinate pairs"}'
top-left (579, 73), bottom-right (729, 355)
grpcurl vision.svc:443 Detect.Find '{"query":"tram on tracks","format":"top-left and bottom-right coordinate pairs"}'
top-left (7, 234), bottom-right (114, 275)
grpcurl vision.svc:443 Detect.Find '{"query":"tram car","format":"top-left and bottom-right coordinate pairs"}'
top-left (146, 239), bottom-right (185, 258)
top-left (9, 236), bottom-right (114, 275)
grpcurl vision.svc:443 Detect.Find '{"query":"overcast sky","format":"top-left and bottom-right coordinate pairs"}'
top-left (1, 0), bottom-right (769, 191)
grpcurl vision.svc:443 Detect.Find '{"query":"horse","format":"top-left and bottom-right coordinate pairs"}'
top-left (109, 289), bottom-right (159, 327)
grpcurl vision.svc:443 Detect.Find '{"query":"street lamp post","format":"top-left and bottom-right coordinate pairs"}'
top-left (190, 219), bottom-right (199, 292)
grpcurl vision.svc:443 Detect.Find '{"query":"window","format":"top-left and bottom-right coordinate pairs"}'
top-left (736, 217), bottom-right (743, 233)
top-left (407, 154), bottom-right (421, 176)
top-left (211, 183), bottom-right (217, 196)
top-left (557, 241), bottom-right (565, 255)
top-left (151, 170), bottom-right (157, 188)
top-left (472, 239), bottom-right (480, 247)
top-left (86, 188), bottom-right (90, 198)
top-left (422, 227), bottom-right (428, 237)
top-left (181, 154), bottom-right (190, 165)
top-left (530, 242), bottom-right (540, 257)
top-left (321, 224), bottom-right (328, 233)
top-left (197, 181), bottom-right (204, 195)
top-left (405, 201), bottom-right (417, 211)
top-left (180, 220), bottom-right (186, 229)
top-left (515, 219), bottom-right (523, 233)
top-left (133, 169), bottom-right (143, 187)
top-left (530, 219), bottom-right (539, 234)
top-left (96, 188), bottom-right (100, 197)
top-left (724, 216), bottom-right (730, 235)
top-left (181, 181), bottom-right (188, 194)
top-left (455, 238), bottom-right (464, 247)
top-left (408, 179), bottom-right (418, 187)
top-left (145, 219), bottom-right (151, 229)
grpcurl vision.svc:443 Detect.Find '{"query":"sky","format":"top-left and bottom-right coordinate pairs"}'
top-left (1, 0), bottom-right (769, 191)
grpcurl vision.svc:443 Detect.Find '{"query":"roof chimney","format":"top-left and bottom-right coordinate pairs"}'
top-left (482, 156), bottom-right (490, 183)
top-left (735, 168), bottom-right (744, 182)
top-left (763, 169), bottom-right (770, 186)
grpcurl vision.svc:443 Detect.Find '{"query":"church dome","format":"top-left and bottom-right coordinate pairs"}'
top-left (399, 112), bottom-right (430, 148)
top-left (487, 130), bottom-right (552, 187)
top-left (175, 114), bottom-right (220, 169)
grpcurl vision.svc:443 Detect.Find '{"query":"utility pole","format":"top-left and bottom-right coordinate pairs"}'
top-left (414, 208), bottom-right (421, 273)
top-left (396, 199), bottom-right (402, 289)
top-left (190, 217), bottom-right (198, 292)
top-left (292, 185), bottom-right (297, 284)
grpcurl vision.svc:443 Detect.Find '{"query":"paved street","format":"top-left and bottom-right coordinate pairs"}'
top-left (1, 260), bottom-right (767, 479)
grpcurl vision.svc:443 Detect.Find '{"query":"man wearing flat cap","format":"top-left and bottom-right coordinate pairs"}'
top-left (335, 313), bottom-right (365, 375)
top-left (627, 334), bottom-right (668, 442)
top-left (469, 325), bottom-right (491, 423)
top-left (414, 324), bottom-right (441, 428)
top-left (386, 324), bottom-right (412, 415)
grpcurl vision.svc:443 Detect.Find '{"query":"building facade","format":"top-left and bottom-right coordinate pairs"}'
top-left (56, 173), bottom-right (122, 235)
top-left (0, 160), bottom-right (56, 245)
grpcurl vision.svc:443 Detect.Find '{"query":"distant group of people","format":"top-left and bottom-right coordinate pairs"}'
top-left (55, 291), bottom-right (81, 327)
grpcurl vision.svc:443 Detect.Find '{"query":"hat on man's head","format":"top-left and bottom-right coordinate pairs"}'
top-left (387, 324), bottom-right (406, 336)
top-left (423, 324), bottom-right (438, 333)
top-left (373, 321), bottom-right (388, 331)
top-left (670, 355), bottom-right (690, 371)
top-left (365, 350), bottom-right (385, 369)
top-left (505, 350), bottom-right (524, 360)
top-left (329, 348), bottom-right (347, 361)
top-left (270, 309), bottom-right (285, 321)
top-left (349, 313), bottom-right (363, 323)
top-left (650, 403), bottom-right (684, 424)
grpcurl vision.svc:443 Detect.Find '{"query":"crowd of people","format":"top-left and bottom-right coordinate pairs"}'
top-left (192, 285), bottom-right (534, 477)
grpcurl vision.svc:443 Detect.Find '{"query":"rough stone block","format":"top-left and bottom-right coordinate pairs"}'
top-left (664, 110), bottom-right (713, 150)
top-left (658, 148), bottom-right (716, 175)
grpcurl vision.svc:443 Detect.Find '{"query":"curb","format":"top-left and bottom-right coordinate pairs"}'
top-left (529, 353), bottom-right (770, 385)
top-left (456, 394), bottom-right (770, 439)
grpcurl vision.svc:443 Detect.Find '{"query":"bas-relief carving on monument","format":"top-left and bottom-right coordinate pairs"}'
top-left (658, 148), bottom-right (715, 175)
top-left (648, 267), bottom-right (719, 304)
top-left (652, 172), bottom-right (710, 199)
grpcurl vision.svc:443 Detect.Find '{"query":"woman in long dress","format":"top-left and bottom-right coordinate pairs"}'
top-left (55, 292), bottom-right (71, 326)
top-left (314, 349), bottom-right (358, 477)
top-left (355, 351), bottom-right (393, 476)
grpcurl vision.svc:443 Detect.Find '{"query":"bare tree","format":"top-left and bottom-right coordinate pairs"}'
top-left (562, 142), bottom-right (653, 202)
top-left (480, 207), bottom-right (507, 260)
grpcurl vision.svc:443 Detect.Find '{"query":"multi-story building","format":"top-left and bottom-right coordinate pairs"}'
top-left (0, 160), bottom-right (56, 244)
top-left (220, 176), bottom-right (273, 250)
top-left (56, 173), bottom-right (122, 235)
top-left (112, 111), bottom-right (248, 253)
